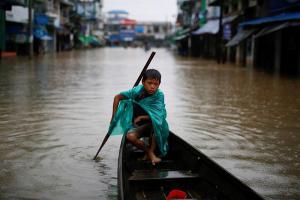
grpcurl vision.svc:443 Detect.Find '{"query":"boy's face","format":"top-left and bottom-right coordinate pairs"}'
top-left (142, 78), bottom-right (160, 95)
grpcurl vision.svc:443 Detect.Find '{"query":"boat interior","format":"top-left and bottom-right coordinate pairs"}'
top-left (119, 133), bottom-right (263, 200)
top-left (121, 135), bottom-right (226, 200)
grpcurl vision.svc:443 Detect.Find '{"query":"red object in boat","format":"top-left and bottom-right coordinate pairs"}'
top-left (166, 189), bottom-right (187, 200)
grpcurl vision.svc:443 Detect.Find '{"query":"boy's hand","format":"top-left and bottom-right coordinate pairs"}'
top-left (134, 116), bottom-right (143, 125)
top-left (134, 115), bottom-right (149, 125)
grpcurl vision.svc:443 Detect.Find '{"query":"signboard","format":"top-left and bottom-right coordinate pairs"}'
top-left (5, 5), bottom-right (30, 23)
top-left (135, 25), bottom-right (144, 33)
top-left (120, 29), bottom-right (135, 42)
top-left (223, 23), bottom-right (231, 40)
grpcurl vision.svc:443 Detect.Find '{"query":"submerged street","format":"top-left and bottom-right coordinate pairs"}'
top-left (0, 48), bottom-right (299, 199)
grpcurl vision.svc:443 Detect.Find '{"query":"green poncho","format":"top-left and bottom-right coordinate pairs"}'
top-left (108, 85), bottom-right (169, 156)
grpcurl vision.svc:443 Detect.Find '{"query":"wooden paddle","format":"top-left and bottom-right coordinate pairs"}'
top-left (93, 51), bottom-right (156, 160)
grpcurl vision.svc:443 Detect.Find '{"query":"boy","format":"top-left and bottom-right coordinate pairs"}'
top-left (109, 69), bottom-right (169, 165)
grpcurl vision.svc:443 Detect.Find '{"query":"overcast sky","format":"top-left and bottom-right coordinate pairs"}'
top-left (103, 0), bottom-right (178, 23)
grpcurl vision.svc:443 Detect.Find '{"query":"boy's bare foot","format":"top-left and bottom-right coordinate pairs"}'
top-left (151, 157), bottom-right (161, 166)
top-left (148, 152), bottom-right (161, 165)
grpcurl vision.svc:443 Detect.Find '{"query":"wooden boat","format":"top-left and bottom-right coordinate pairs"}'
top-left (118, 131), bottom-right (265, 200)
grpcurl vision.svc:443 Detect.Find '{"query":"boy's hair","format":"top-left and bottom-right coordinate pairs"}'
top-left (142, 69), bottom-right (161, 83)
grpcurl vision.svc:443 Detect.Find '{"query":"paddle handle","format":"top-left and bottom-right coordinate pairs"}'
top-left (133, 51), bottom-right (156, 87)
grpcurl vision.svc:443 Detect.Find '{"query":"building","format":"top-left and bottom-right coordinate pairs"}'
top-left (224, 0), bottom-right (300, 75)
top-left (104, 10), bottom-right (129, 46)
top-left (173, 0), bottom-right (197, 56)
top-left (33, 0), bottom-right (60, 54)
top-left (75, 0), bottom-right (103, 48)
top-left (135, 21), bottom-right (173, 47)
top-left (174, 0), bottom-right (300, 75)
top-left (56, 0), bottom-right (75, 51)
top-left (119, 19), bottom-right (136, 46)
top-left (191, 0), bottom-right (220, 59)
top-left (0, 0), bottom-right (27, 57)
top-left (0, 0), bottom-right (104, 57)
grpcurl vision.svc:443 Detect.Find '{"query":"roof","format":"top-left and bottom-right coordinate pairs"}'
top-left (192, 19), bottom-right (219, 35)
top-left (226, 29), bottom-right (257, 47)
top-left (121, 19), bottom-right (136, 25)
top-left (107, 10), bottom-right (129, 15)
top-left (255, 21), bottom-right (300, 38)
top-left (240, 11), bottom-right (300, 27)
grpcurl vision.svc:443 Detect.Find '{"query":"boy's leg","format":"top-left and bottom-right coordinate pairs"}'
top-left (126, 131), bottom-right (145, 150)
top-left (127, 123), bottom-right (161, 164)
top-left (126, 123), bottom-right (151, 150)
top-left (147, 134), bottom-right (161, 165)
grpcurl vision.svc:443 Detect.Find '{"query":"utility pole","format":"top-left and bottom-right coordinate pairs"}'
top-left (0, 7), bottom-right (5, 60)
top-left (28, 0), bottom-right (33, 58)
top-left (217, 0), bottom-right (223, 64)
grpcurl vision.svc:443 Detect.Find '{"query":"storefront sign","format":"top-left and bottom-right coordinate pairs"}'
top-left (223, 24), bottom-right (231, 40)
top-left (5, 5), bottom-right (29, 23)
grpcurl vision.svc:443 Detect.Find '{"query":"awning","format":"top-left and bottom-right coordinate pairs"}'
top-left (45, 12), bottom-right (59, 19)
top-left (192, 20), bottom-right (219, 35)
top-left (172, 27), bottom-right (191, 41)
top-left (226, 29), bottom-right (256, 47)
top-left (255, 21), bottom-right (300, 38)
top-left (34, 14), bottom-right (49, 26)
top-left (33, 27), bottom-right (53, 40)
top-left (240, 11), bottom-right (300, 28)
top-left (79, 35), bottom-right (102, 46)
top-left (90, 36), bottom-right (102, 46)
top-left (79, 35), bottom-right (91, 45)
top-left (222, 15), bottom-right (238, 24)
top-left (173, 34), bottom-right (188, 41)
top-left (175, 27), bottom-right (191, 36)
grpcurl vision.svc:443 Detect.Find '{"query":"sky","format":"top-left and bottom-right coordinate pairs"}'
top-left (103, 0), bottom-right (178, 23)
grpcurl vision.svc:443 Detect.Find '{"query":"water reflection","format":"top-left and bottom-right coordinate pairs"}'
top-left (0, 48), bottom-right (299, 199)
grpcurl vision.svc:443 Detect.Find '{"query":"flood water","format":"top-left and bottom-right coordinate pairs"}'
top-left (0, 48), bottom-right (299, 200)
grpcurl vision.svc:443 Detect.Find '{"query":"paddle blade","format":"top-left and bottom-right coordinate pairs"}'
top-left (93, 133), bottom-right (110, 160)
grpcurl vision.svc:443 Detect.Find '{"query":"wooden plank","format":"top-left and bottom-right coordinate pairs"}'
top-left (127, 159), bottom-right (178, 171)
top-left (135, 189), bottom-right (200, 200)
top-left (129, 170), bottom-right (199, 181)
